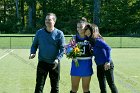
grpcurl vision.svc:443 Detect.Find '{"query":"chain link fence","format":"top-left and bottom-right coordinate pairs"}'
top-left (0, 35), bottom-right (140, 49)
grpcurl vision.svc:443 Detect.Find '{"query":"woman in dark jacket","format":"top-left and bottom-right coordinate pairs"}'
top-left (84, 24), bottom-right (118, 93)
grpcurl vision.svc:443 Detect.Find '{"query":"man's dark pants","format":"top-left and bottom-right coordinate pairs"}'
top-left (34, 61), bottom-right (60, 93)
top-left (97, 62), bottom-right (118, 93)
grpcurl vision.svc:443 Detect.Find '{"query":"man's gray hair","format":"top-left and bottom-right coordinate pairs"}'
top-left (46, 13), bottom-right (57, 22)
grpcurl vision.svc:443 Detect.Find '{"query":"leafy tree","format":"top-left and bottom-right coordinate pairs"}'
top-left (0, 0), bottom-right (139, 35)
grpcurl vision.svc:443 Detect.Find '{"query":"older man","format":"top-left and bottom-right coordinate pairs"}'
top-left (29, 13), bottom-right (65, 93)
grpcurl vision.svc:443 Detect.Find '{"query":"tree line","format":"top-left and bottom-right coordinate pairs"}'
top-left (0, 0), bottom-right (140, 36)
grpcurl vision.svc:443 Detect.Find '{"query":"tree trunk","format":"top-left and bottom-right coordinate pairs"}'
top-left (93, 0), bottom-right (100, 26)
top-left (32, 0), bottom-right (36, 27)
top-left (82, 0), bottom-right (85, 15)
top-left (42, 0), bottom-right (47, 25)
top-left (15, 0), bottom-right (19, 19)
top-left (21, 0), bottom-right (25, 27)
top-left (28, 5), bottom-right (32, 27)
top-left (4, 0), bottom-right (6, 23)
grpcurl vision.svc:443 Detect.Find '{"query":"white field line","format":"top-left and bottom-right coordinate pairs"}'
top-left (131, 76), bottom-right (139, 78)
top-left (0, 49), bottom-right (8, 54)
top-left (0, 49), bottom-right (14, 60)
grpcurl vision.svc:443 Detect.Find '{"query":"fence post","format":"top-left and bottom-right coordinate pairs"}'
top-left (10, 37), bottom-right (11, 49)
top-left (120, 36), bottom-right (122, 48)
top-left (32, 36), bottom-right (33, 42)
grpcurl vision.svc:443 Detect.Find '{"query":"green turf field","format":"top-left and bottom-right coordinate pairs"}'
top-left (0, 48), bottom-right (140, 93)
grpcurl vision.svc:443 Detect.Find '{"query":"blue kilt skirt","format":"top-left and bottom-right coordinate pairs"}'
top-left (70, 58), bottom-right (93, 77)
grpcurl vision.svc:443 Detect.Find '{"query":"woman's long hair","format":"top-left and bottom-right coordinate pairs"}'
top-left (85, 23), bottom-right (104, 40)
